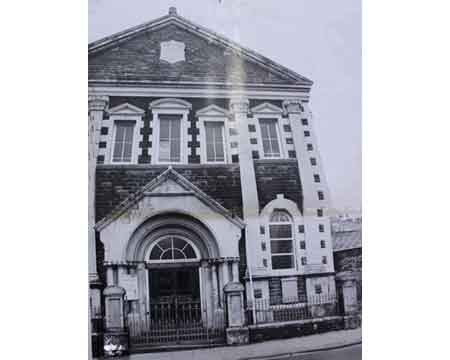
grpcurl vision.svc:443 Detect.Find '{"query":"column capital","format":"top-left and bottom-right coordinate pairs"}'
top-left (229, 97), bottom-right (249, 114)
top-left (89, 95), bottom-right (109, 111)
top-left (282, 99), bottom-right (304, 114)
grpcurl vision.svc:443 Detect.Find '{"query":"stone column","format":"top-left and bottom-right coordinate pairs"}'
top-left (336, 272), bottom-right (361, 329)
top-left (88, 95), bottom-right (108, 285)
top-left (106, 265), bottom-right (115, 286)
top-left (103, 285), bottom-right (128, 356)
top-left (88, 95), bottom-right (108, 358)
top-left (232, 260), bottom-right (239, 282)
top-left (220, 260), bottom-right (230, 308)
top-left (211, 263), bottom-right (219, 311)
top-left (224, 282), bottom-right (249, 345)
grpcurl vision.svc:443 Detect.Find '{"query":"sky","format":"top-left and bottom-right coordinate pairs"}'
top-left (89, 0), bottom-right (361, 214)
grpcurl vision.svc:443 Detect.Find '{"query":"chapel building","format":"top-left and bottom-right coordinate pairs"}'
top-left (89, 7), bottom-right (343, 354)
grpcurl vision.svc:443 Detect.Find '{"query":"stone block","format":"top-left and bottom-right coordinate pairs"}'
top-left (226, 327), bottom-right (249, 345)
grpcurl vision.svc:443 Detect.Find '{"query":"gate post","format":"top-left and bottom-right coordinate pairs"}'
top-left (103, 285), bottom-right (129, 357)
top-left (336, 272), bottom-right (361, 329)
top-left (224, 282), bottom-right (249, 345)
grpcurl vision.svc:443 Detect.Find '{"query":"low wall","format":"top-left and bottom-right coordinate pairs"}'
top-left (249, 316), bottom-right (344, 343)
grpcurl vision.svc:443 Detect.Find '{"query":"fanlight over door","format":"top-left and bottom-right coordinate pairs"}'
top-left (148, 236), bottom-right (200, 263)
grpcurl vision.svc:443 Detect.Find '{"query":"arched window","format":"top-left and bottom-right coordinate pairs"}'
top-left (269, 210), bottom-right (294, 270)
top-left (149, 236), bottom-right (199, 262)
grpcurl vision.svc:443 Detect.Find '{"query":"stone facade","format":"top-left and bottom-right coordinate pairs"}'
top-left (89, 7), bottom-right (340, 355)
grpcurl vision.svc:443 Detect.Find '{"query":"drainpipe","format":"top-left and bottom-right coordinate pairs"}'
top-left (245, 233), bottom-right (257, 324)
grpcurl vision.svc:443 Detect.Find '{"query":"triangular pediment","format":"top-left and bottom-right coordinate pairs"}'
top-left (89, 10), bottom-right (312, 87)
top-left (196, 104), bottom-right (229, 117)
top-left (95, 167), bottom-right (245, 231)
top-left (107, 102), bottom-right (145, 115)
top-left (251, 102), bottom-right (284, 114)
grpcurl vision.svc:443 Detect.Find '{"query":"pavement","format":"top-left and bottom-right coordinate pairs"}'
top-left (122, 328), bottom-right (362, 360)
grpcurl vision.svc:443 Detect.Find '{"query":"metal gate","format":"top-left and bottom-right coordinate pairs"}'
top-left (127, 299), bottom-right (226, 351)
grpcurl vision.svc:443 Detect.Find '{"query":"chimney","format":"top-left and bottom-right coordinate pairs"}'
top-left (169, 7), bottom-right (177, 16)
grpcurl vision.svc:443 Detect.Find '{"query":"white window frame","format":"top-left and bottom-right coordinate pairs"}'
top-left (196, 104), bottom-right (231, 164)
top-left (106, 103), bottom-right (145, 164)
top-left (251, 102), bottom-right (286, 159)
top-left (260, 194), bottom-right (304, 276)
top-left (268, 210), bottom-right (296, 271)
top-left (145, 235), bottom-right (200, 264)
top-left (149, 98), bottom-right (191, 165)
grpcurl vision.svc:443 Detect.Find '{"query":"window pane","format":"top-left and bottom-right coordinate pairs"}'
top-left (205, 123), bottom-right (214, 140)
top-left (123, 141), bottom-right (133, 161)
top-left (160, 119), bottom-right (170, 139)
top-left (161, 250), bottom-right (172, 260)
top-left (113, 122), bottom-right (135, 162)
top-left (268, 121), bottom-right (277, 138)
top-left (158, 238), bottom-right (172, 250)
top-left (124, 125), bottom-right (134, 142)
top-left (206, 142), bottom-right (215, 161)
top-left (170, 118), bottom-right (181, 139)
top-left (260, 119), bottom-right (280, 157)
top-left (215, 141), bottom-right (224, 160)
top-left (214, 123), bottom-right (223, 140)
top-left (172, 237), bottom-right (186, 250)
top-left (270, 210), bottom-right (291, 222)
top-left (270, 240), bottom-right (293, 254)
top-left (173, 249), bottom-right (185, 259)
top-left (112, 141), bottom-right (123, 162)
top-left (272, 255), bottom-right (294, 269)
top-left (262, 139), bottom-right (271, 154)
top-left (260, 123), bottom-right (269, 138)
top-left (149, 246), bottom-right (163, 260)
top-left (170, 139), bottom-right (180, 161)
top-left (159, 140), bottom-right (170, 161)
top-left (115, 125), bottom-right (125, 141)
top-left (183, 244), bottom-right (196, 259)
top-left (269, 224), bottom-right (292, 238)
top-left (270, 139), bottom-right (280, 155)
top-left (205, 122), bottom-right (225, 162)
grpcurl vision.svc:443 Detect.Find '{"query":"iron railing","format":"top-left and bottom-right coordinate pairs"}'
top-left (127, 300), bottom-right (226, 347)
top-left (246, 294), bottom-right (339, 325)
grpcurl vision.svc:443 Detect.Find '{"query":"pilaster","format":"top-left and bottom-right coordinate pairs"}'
top-left (88, 95), bottom-right (109, 284)
top-left (230, 98), bottom-right (261, 275)
top-left (283, 99), bottom-right (334, 271)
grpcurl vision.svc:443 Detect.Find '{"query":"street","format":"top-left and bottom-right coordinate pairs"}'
top-left (248, 344), bottom-right (362, 360)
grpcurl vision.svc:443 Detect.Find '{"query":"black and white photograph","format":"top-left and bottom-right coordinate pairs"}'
top-left (88, 1), bottom-right (361, 358)
top-left (6, 1), bottom-right (450, 360)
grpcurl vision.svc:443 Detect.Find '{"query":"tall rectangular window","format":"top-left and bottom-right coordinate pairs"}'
top-left (112, 121), bottom-right (135, 163)
top-left (269, 210), bottom-right (294, 270)
top-left (259, 119), bottom-right (281, 158)
top-left (159, 114), bottom-right (181, 162)
top-left (205, 121), bottom-right (225, 162)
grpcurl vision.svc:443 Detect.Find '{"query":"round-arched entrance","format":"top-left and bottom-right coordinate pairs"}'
top-left (126, 213), bottom-right (226, 348)
top-left (146, 235), bottom-right (201, 306)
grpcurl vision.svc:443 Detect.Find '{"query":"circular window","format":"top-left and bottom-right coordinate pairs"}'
top-left (148, 236), bottom-right (199, 262)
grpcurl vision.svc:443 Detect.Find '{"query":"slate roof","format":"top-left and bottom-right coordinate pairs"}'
top-left (332, 229), bottom-right (362, 252)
